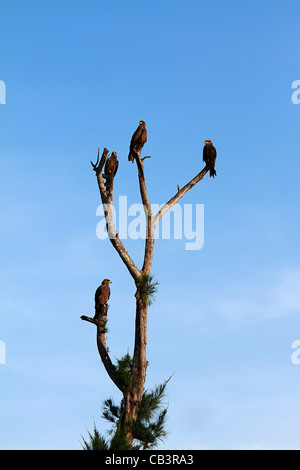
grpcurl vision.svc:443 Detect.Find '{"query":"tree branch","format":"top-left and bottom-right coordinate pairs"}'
top-left (93, 147), bottom-right (141, 281)
top-left (134, 151), bottom-right (154, 274)
top-left (80, 315), bottom-right (98, 325)
top-left (153, 166), bottom-right (209, 227)
top-left (91, 147), bottom-right (109, 203)
top-left (81, 309), bottom-right (126, 394)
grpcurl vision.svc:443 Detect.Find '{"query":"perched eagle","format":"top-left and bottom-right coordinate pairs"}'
top-left (104, 152), bottom-right (119, 178)
top-left (104, 151), bottom-right (119, 194)
top-left (94, 279), bottom-right (111, 320)
top-left (203, 139), bottom-right (217, 178)
top-left (128, 120), bottom-right (147, 163)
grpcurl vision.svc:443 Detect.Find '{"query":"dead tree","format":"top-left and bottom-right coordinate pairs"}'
top-left (81, 136), bottom-right (210, 447)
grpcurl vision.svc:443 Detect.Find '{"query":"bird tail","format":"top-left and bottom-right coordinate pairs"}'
top-left (210, 168), bottom-right (217, 178)
top-left (128, 153), bottom-right (134, 163)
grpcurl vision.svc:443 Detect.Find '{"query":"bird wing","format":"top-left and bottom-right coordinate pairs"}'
top-left (203, 145), bottom-right (217, 164)
top-left (95, 285), bottom-right (103, 305)
top-left (105, 156), bottom-right (118, 175)
top-left (114, 159), bottom-right (119, 176)
top-left (211, 145), bottom-right (217, 163)
top-left (104, 158), bottom-right (110, 174)
top-left (203, 145), bottom-right (208, 163)
top-left (99, 284), bottom-right (110, 304)
top-left (105, 157), bottom-right (113, 174)
top-left (130, 125), bottom-right (143, 151)
top-left (140, 127), bottom-right (147, 145)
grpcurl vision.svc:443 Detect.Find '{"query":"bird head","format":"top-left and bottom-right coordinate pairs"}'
top-left (102, 279), bottom-right (112, 284)
top-left (111, 152), bottom-right (117, 158)
top-left (139, 120), bottom-right (146, 127)
top-left (205, 139), bottom-right (212, 145)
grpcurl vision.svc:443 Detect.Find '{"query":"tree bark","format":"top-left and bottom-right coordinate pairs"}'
top-left (134, 152), bottom-right (154, 274)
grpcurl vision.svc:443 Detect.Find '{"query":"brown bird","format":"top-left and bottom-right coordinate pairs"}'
top-left (128, 120), bottom-right (147, 162)
top-left (203, 139), bottom-right (217, 178)
top-left (104, 151), bottom-right (119, 194)
top-left (104, 152), bottom-right (119, 178)
top-left (94, 279), bottom-right (111, 320)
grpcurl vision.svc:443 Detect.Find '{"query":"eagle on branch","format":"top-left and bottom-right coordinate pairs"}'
top-left (103, 151), bottom-right (119, 193)
top-left (203, 139), bottom-right (217, 178)
top-left (128, 120), bottom-right (147, 163)
top-left (94, 279), bottom-right (111, 320)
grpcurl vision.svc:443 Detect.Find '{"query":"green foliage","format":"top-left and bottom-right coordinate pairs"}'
top-left (109, 426), bottom-right (133, 450)
top-left (102, 397), bottom-right (123, 425)
top-left (114, 353), bottom-right (133, 388)
top-left (81, 422), bottom-right (109, 450)
top-left (132, 377), bottom-right (171, 449)
top-left (81, 376), bottom-right (171, 450)
top-left (136, 273), bottom-right (159, 306)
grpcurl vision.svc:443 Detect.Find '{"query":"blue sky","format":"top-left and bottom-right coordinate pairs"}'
top-left (1, 0), bottom-right (300, 450)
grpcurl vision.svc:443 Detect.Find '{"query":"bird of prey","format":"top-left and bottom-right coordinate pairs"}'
top-left (128, 120), bottom-right (147, 162)
top-left (104, 151), bottom-right (119, 194)
top-left (104, 152), bottom-right (119, 178)
top-left (94, 279), bottom-right (111, 320)
top-left (203, 139), bottom-right (217, 178)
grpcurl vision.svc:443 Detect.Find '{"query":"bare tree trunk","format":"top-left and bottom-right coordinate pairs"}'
top-left (82, 138), bottom-right (211, 447)
top-left (121, 300), bottom-right (147, 444)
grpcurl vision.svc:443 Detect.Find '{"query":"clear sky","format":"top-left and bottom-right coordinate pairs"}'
top-left (1, 0), bottom-right (300, 450)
